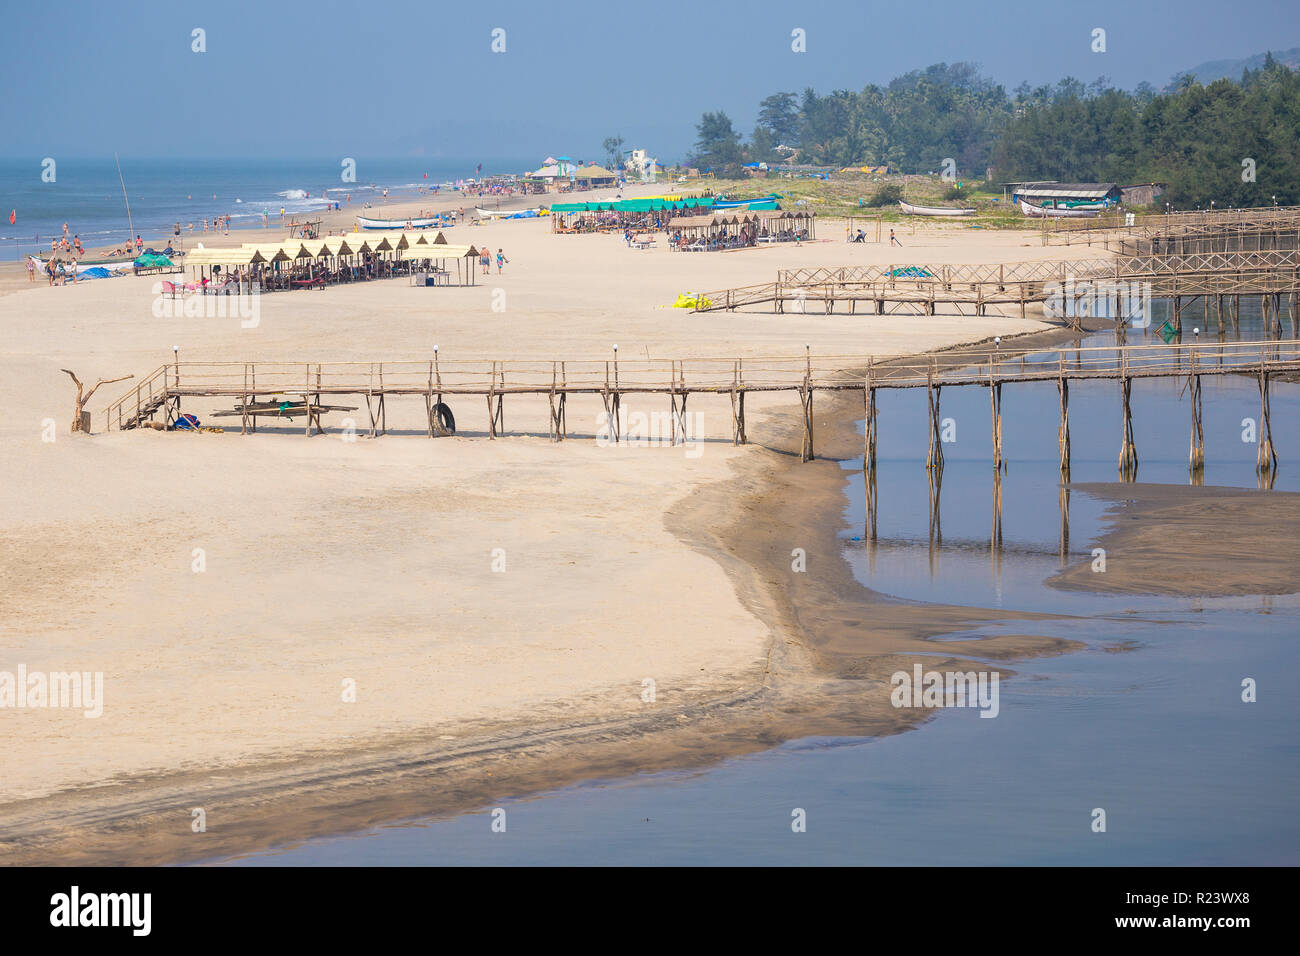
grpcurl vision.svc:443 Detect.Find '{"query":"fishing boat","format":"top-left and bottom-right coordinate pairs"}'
top-left (1018, 199), bottom-right (1098, 218)
top-left (356, 214), bottom-right (451, 230)
top-left (714, 195), bottom-right (779, 209)
top-left (474, 207), bottom-right (545, 220)
top-left (30, 255), bottom-right (136, 275)
top-left (898, 200), bottom-right (976, 217)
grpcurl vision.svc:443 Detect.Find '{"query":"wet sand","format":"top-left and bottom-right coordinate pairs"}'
top-left (1050, 482), bottom-right (1300, 597)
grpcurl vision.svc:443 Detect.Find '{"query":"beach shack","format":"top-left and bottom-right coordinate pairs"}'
top-left (572, 165), bottom-right (619, 189)
top-left (550, 197), bottom-right (715, 233)
top-left (1004, 182), bottom-right (1122, 208)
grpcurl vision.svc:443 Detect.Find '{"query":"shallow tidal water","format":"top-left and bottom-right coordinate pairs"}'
top-left (221, 313), bottom-right (1300, 866)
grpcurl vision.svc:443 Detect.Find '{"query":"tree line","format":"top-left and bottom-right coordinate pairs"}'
top-left (688, 56), bottom-right (1300, 207)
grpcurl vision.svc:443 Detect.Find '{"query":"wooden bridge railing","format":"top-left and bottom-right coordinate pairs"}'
top-left (100, 339), bottom-right (1300, 429)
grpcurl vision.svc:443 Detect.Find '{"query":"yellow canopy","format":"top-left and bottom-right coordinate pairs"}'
top-left (401, 244), bottom-right (478, 259)
top-left (185, 247), bottom-right (258, 266)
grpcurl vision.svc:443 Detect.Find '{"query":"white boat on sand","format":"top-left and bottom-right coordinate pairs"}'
top-left (898, 200), bottom-right (976, 217)
top-left (356, 214), bottom-right (451, 230)
top-left (1018, 199), bottom-right (1098, 219)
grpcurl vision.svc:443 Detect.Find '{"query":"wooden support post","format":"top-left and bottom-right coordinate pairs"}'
top-left (607, 360), bottom-right (621, 444)
top-left (800, 351), bottom-right (814, 462)
top-left (425, 360), bottom-right (435, 438)
top-left (864, 365), bottom-right (877, 478)
top-left (1118, 373), bottom-right (1138, 480)
top-left (559, 362), bottom-right (567, 440)
top-left (1058, 374), bottom-right (1071, 481)
top-left (989, 378), bottom-right (1003, 472)
top-left (1257, 364), bottom-right (1277, 478)
top-left (799, 384), bottom-right (814, 462)
top-left (1058, 485), bottom-right (1070, 568)
top-left (304, 364), bottom-right (312, 437)
top-left (241, 364), bottom-right (249, 435)
top-left (736, 358), bottom-right (746, 445)
top-left (487, 360), bottom-right (498, 439)
top-left (494, 365), bottom-right (504, 435)
top-left (925, 369), bottom-right (943, 472)
top-left (549, 362), bottom-right (560, 441)
top-left (1189, 369), bottom-right (1205, 481)
top-left (991, 469), bottom-right (1003, 553)
top-left (729, 361), bottom-right (741, 445)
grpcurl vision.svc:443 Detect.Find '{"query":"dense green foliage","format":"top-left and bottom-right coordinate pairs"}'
top-left (687, 56), bottom-right (1300, 207)
top-left (863, 183), bottom-right (904, 207)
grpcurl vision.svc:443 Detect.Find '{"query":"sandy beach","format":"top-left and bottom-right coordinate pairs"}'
top-left (3, 201), bottom-right (1277, 864)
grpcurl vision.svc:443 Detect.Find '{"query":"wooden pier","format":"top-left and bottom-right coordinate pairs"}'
top-left (103, 341), bottom-right (1297, 488)
top-left (691, 250), bottom-right (1300, 338)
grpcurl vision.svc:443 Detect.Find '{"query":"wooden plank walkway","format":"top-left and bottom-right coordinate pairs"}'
top-left (102, 341), bottom-right (1297, 481)
top-left (693, 249), bottom-right (1300, 319)
top-left (1042, 205), bottom-right (1300, 248)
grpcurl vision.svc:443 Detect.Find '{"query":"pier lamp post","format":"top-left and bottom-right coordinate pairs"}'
top-left (172, 345), bottom-right (179, 385)
top-left (1194, 327), bottom-right (1200, 344)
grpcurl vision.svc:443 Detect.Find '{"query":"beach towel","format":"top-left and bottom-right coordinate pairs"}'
top-left (173, 413), bottom-right (201, 431)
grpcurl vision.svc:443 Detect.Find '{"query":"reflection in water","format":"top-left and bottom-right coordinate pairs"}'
top-left (927, 464), bottom-right (942, 577)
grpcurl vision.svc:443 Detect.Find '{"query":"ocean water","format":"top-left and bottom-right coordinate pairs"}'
top-left (215, 319), bottom-right (1300, 866)
top-left (0, 156), bottom-right (532, 255)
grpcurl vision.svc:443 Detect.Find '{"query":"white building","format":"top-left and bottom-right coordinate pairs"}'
top-left (623, 148), bottom-right (659, 183)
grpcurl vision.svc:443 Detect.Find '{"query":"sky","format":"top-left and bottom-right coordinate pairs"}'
top-left (1, 0), bottom-right (1297, 165)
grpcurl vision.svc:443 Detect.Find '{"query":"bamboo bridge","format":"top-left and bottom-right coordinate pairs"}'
top-left (102, 340), bottom-right (1296, 489)
top-left (1041, 205), bottom-right (1300, 250)
top-left (690, 249), bottom-right (1300, 330)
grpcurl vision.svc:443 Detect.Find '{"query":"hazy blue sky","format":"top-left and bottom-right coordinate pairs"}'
top-left (2, 0), bottom-right (1297, 164)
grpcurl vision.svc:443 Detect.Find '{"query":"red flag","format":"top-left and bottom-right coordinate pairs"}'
top-left (423, 172), bottom-right (428, 179)
top-left (7, 210), bottom-right (14, 225)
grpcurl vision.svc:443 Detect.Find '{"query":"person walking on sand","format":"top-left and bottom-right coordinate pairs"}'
top-left (890, 228), bottom-right (902, 247)
top-left (479, 246), bottom-right (491, 276)
top-left (496, 248), bottom-right (508, 273)
top-left (26, 255), bottom-right (35, 282)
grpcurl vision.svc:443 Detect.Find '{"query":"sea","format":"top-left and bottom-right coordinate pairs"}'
top-left (217, 306), bottom-right (1300, 866)
top-left (0, 156), bottom-right (533, 257)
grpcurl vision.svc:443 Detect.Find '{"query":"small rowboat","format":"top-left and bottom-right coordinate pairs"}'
top-left (898, 201), bottom-right (976, 217)
top-left (1018, 199), bottom-right (1098, 218)
top-left (356, 214), bottom-right (451, 230)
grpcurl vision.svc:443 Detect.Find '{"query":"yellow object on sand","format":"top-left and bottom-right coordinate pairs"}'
top-left (672, 293), bottom-right (712, 309)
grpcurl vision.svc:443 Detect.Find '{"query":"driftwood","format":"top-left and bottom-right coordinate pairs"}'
top-left (62, 369), bottom-right (133, 434)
